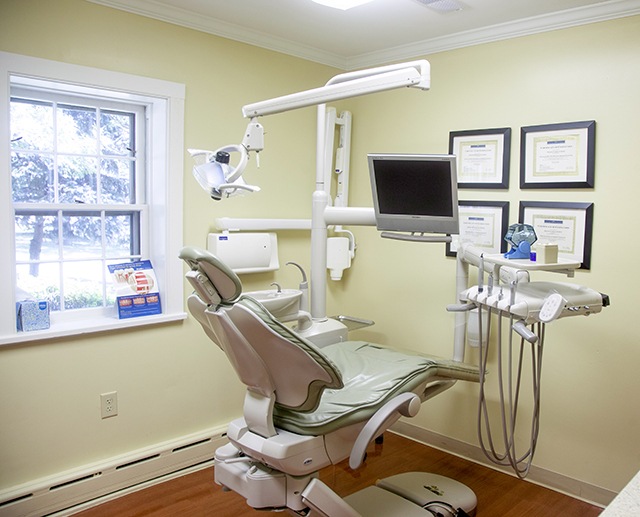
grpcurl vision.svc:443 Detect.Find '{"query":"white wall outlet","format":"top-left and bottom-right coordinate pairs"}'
top-left (100, 391), bottom-right (118, 419)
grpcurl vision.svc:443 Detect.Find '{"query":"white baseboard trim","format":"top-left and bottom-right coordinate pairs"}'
top-left (391, 420), bottom-right (615, 508)
top-left (1, 421), bottom-right (616, 515)
top-left (0, 426), bottom-right (228, 517)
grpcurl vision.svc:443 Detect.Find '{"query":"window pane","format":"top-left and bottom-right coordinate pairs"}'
top-left (100, 110), bottom-right (134, 156)
top-left (15, 214), bottom-right (59, 262)
top-left (11, 152), bottom-right (55, 203)
top-left (101, 158), bottom-right (134, 203)
top-left (105, 213), bottom-right (138, 258)
top-left (57, 104), bottom-right (97, 155)
top-left (58, 156), bottom-right (98, 203)
top-left (10, 98), bottom-right (54, 152)
top-left (63, 260), bottom-right (104, 309)
top-left (16, 262), bottom-right (61, 311)
top-left (62, 213), bottom-right (102, 259)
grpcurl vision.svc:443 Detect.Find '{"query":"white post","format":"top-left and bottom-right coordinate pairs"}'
top-left (311, 105), bottom-right (329, 320)
top-left (453, 254), bottom-right (469, 362)
top-left (311, 193), bottom-right (329, 320)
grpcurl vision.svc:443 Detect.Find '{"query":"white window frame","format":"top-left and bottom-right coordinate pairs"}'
top-left (0, 51), bottom-right (187, 345)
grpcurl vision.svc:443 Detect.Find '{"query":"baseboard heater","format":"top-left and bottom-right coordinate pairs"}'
top-left (0, 427), bottom-right (228, 517)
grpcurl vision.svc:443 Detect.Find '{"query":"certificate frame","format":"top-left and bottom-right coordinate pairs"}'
top-left (519, 201), bottom-right (594, 269)
top-left (520, 120), bottom-right (595, 189)
top-left (449, 127), bottom-right (511, 189)
top-left (446, 200), bottom-right (510, 257)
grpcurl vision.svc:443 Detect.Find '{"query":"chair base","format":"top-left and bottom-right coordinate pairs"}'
top-left (215, 442), bottom-right (477, 517)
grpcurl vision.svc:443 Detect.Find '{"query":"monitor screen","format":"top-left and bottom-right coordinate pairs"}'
top-left (368, 153), bottom-right (459, 235)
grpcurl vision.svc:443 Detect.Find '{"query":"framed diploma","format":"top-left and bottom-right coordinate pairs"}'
top-left (519, 201), bottom-right (594, 269)
top-left (449, 127), bottom-right (511, 189)
top-left (446, 201), bottom-right (510, 257)
top-left (520, 120), bottom-right (595, 188)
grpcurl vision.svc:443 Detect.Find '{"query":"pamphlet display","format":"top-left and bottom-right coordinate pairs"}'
top-left (108, 260), bottom-right (161, 319)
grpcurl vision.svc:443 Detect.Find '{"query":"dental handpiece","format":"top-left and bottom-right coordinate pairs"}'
top-left (478, 254), bottom-right (484, 293)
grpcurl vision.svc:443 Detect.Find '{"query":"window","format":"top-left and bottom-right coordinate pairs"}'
top-left (0, 52), bottom-right (187, 344)
top-left (12, 92), bottom-right (146, 312)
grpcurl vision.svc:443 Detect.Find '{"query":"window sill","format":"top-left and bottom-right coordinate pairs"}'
top-left (0, 311), bottom-right (188, 346)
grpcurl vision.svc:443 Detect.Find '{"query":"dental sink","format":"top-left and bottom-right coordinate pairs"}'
top-left (244, 289), bottom-right (302, 320)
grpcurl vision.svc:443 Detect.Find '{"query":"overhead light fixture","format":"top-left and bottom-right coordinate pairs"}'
top-left (311, 0), bottom-right (374, 10)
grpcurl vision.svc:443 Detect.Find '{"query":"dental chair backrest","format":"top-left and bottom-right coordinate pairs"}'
top-left (180, 247), bottom-right (343, 437)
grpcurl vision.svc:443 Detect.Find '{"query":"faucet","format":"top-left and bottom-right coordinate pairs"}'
top-left (270, 282), bottom-right (282, 294)
top-left (286, 261), bottom-right (309, 312)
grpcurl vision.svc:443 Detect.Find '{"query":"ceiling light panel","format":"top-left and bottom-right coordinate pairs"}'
top-left (311, 0), bottom-right (375, 10)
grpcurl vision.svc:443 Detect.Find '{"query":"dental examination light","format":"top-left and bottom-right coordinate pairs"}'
top-left (189, 118), bottom-right (264, 200)
top-left (189, 145), bottom-right (259, 200)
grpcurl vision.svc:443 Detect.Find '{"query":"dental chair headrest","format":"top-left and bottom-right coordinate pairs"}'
top-left (179, 246), bottom-right (243, 307)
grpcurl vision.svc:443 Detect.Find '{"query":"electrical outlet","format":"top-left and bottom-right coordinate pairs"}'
top-left (100, 392), bottom-right (118, 419)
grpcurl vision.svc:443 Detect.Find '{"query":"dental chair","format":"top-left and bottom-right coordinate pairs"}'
top-left (180, 247), bottom-right (481, 516)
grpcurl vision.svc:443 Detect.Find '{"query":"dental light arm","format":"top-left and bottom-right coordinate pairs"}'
top-left (241, 118), bottom-right (265, 163)
top-left (195, 60), bottom-right (431, 321)
top-left (191, 60), bottom-right (431, 197)
top-left (241, 61), bottom-right (430, 118)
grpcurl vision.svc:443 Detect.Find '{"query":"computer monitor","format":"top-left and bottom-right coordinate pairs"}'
top-left (368, 153), bottom-right (459, 235)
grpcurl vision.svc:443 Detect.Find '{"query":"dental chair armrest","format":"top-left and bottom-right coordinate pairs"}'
top-left (349, 393), bottom-right (421, 470)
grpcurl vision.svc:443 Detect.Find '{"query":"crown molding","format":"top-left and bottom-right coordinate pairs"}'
top-left (87, 0), bottom-right (348, 68)
top-left (88, 0), bottom-right (640, 70)
top-left (347, 0), bottom-right (640, 68)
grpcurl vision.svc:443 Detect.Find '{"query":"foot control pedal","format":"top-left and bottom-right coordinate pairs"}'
top-left (376, 472), bottom-right (477, 516)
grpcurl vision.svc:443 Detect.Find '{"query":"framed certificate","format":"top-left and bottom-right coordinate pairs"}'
top-left (520, 120), bottom-right (595, 188)
top-left (449, 127), bottom-right (511, 189)
top-left (446, 201), bottom-right (510, 257)
top-left (519, 201), bottom-right (594, 269)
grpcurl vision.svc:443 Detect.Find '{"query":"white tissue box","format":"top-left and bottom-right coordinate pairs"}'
top-left (16, 300), bottom-right (50, 331)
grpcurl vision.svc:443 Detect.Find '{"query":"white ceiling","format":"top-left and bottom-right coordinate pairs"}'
top-left (89, 0), bottom-right (640, 69)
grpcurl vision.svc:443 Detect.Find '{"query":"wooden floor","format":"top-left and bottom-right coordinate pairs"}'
top-left (76, 433), bottom-right (602, 516)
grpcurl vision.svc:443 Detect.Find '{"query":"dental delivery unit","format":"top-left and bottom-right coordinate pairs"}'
top-left (182, 60), bottom-right (609, 516)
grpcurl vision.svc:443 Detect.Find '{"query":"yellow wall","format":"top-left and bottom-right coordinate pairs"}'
top-left (341, 16), bottom-right (640, 492)
top-left (0, 0), bottom-right (336, 489)
top-left (1, 0), bottom-right (639, 498)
